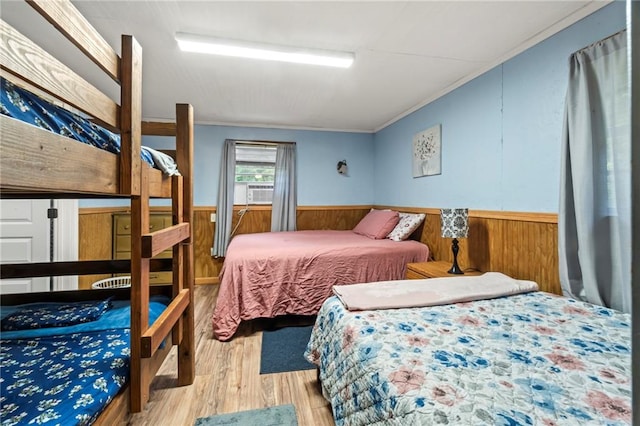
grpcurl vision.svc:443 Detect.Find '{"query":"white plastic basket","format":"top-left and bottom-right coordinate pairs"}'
top-left (91, 276), bottom-right (131, 289)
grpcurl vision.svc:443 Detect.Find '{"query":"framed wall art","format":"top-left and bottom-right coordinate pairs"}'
top-left (412, 124), bottom-right (441, 177)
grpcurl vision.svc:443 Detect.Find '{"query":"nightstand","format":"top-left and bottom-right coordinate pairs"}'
top-left (406, 261), bottom-right (483, 279)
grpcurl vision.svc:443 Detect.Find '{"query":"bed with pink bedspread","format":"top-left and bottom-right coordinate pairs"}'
top-left (212, 230), bottom-right (430, 340)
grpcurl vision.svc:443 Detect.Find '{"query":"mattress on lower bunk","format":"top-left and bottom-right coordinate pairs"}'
top-left (305, 291), bottom-right (632, 426)
top-left (0, 298), bottom-right (168, 426)
top-left (0, 78), bottom-right (179, 176)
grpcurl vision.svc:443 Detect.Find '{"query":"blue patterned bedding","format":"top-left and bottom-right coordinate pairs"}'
top-left (1, 299), bottom-right (112, 331)
top-left (0, 299), bottom-right (168, 425)
top-left (305, 292), bottom-right (632, 426)
top-left (0, 78), bottom-right (177, 173)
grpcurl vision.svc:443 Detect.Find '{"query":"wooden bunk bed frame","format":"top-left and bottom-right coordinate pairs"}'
top-left (0, 0), bottom-right (195, 420)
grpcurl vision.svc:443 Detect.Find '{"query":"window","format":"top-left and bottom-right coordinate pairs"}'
top-left (234, 143), bottom-right (276, 205)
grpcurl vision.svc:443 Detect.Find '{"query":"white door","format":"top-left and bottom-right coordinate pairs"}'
top-left (54, 199), bottom-right (78, 291)
top-left (0, 199), bottom-right (78, 294)
top-left (0, 199), bottom-right (50, 293)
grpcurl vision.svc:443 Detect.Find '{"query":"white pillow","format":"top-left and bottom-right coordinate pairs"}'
top-left (387, 212), bottom-right (425, 241)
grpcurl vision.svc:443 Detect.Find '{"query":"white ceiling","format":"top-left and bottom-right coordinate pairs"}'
top-left (1, 1), bottom-right (609, 133)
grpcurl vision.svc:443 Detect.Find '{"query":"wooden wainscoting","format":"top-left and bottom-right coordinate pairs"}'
top-left (79, 205), bottom-right (371, 289)
top-left (194, 209), bottom-right (217, 284)
top-left (79, 207), bottom-right (221, 289)
top-left (297, 205), bottom-right (371, 230)
top-left (80, 205), bottom-right (559, 294)
top-left (78, 208), bottom-right (116, 289)
top-left (377, 206), bottom-right (561, 295)
top-left (206, 205), bottom-right (371, 279)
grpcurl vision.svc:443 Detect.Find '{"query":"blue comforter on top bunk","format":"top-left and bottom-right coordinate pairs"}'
top-left (0, 298), bottom-right (168, 426)
top-left (0, 78), bottom-right (180, 175)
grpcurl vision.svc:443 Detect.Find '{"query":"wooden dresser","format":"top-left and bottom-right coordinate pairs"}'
top-left (406, 260), bottom-right (483, 279)
top-left (112, 212), bottom-right (173, 285)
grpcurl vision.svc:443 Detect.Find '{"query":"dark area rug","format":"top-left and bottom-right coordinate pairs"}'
top-left (195, 404), bottom-right (298, 426)
top-left (260, 325), bottom-right (316, 374)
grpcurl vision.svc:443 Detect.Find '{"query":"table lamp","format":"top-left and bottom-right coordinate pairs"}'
top-left (440, 208), bottom-right (469, 274)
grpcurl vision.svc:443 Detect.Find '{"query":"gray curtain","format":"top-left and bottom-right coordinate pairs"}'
top-left (271, 143), bottom-right (297, 232)
top-left (212, 139), bottom-right (236, 257)
top-left (559, 30), bottom-right (630, 313)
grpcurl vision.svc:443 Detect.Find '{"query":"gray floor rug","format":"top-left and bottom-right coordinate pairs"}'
top-left (194, 404), bottom-right (297, 426)
top-left (260, 325), bottom-right (316, 374)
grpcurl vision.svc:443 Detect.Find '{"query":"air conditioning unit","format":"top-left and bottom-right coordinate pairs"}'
top-left (247, 183), bottom-right (274, 204)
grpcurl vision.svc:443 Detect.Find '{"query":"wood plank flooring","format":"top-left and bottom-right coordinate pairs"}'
top-left (128, 285), bottom-right (335, 425)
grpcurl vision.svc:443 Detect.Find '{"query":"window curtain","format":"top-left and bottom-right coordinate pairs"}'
top-left (212, 139), bottom-right (236, 257)
top-left (559, 30), bottom-right (630, 313)
top-left (271, 143), bottom-right (297, 232)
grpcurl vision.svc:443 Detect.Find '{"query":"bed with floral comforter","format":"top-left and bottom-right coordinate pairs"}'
top-left (0, 298), bottom-right (168, 425)
top-left (304, 291), bottom-right (631, 425)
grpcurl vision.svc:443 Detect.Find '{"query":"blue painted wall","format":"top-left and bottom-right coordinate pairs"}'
top-left (80, 125), bottom-right (374, 207)
top-left (184, 125), bottom-right (374, 206)
top-left (373, 2), bottom-right (626, 213)
top-left (81, 2), bottom-right (625, 211)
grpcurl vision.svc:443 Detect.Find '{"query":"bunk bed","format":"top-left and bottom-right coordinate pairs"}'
top-left (0, 0), bottom-right (195, 423)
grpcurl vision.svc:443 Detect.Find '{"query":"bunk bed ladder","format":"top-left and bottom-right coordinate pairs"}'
top-left (129, 104), bottom-right (195, 412)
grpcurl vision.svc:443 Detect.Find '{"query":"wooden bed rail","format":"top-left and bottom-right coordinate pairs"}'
top-left (142, 121), bottom-right (177, 136)
top-left (0, 259), bottom-right (173, 279)
top-left (0, 19), bottom-right (119, 129)
top-left (26, 0), bottom-right (120, 81)
top-left (0, 115), bottom-right (120, 194)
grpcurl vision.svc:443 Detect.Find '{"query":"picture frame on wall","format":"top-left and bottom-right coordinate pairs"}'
top-left (412, 124), bottom-right (441, 178)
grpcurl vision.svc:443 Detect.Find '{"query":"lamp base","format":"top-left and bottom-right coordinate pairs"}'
top-left (447, 238), bottom-right (464, 274)
top-left (447, 264), bottom-right (464, 275)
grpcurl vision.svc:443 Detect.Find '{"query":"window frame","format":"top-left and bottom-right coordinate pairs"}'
top-left (233, 142), bottom-right (277, 205)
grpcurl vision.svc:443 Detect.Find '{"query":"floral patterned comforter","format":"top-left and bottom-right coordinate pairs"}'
top-left (305, 292), bottom-right (631, 426)
top-left (1, 330), bottom-right (130, 425)
top-left (1, 78), bottom-right (156, 167)
top-left (0, 299), bottom-right (168, 425)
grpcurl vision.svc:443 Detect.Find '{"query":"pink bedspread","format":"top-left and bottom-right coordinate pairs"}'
top-left (212, 230), bottom-right (430, 340)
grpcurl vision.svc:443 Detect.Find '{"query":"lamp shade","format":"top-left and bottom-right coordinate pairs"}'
top-left (440, 208), bottom-right (469, 238)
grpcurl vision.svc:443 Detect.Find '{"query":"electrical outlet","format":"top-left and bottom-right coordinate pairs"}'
top-left (210, 213), bottom-right (216, 222)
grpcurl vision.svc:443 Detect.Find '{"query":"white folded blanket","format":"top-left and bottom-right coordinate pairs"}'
top-left (332, 272), bottom-right (539, 311)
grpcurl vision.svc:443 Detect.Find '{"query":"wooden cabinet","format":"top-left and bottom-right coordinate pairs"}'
top-left (112, 213), bottom-right (173, 285)
top-left (406, 261), bottom-right (483, 279)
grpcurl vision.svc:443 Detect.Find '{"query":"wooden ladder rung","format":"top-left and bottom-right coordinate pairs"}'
top-left (140, 288), bottom-right (190, 358)
top-left (141, 222), bottom-right (190, 258)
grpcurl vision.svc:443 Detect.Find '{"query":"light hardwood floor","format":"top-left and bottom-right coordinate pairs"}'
top-left (128, 285), bottom-right (335, 425)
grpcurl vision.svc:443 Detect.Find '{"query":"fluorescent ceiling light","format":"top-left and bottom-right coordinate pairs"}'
top-left (175, 32), bottom-right (354, 68)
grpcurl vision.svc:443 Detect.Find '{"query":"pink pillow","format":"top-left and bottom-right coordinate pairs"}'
top-left (353, 210), bottom-right (400, 239)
